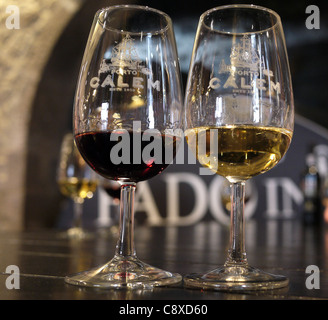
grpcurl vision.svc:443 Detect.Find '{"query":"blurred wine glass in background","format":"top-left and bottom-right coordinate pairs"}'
top-left (57, 133), bottom-right (98, 239)
top-left (97, 177), bottom-right (120, 238)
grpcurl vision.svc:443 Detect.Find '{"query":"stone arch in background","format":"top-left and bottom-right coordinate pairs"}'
top-left (0, 0), bottom-right (84, 231)
top-left (22, 0), bottom-right (134, 230)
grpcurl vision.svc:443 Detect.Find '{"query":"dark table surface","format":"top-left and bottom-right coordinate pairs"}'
top-left (0, 220), bottom-right (327, 301)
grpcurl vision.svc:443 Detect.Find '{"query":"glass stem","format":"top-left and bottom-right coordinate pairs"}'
top-left (225, 181), bottom-right (248, 267)
top-left (73, 199), bottom-right (84, 229)
top-left (115, 183), bottom-right (137, 258)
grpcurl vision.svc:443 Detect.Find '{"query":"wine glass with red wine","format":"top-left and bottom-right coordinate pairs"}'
top-left (65, 5), bottom-right (183, 289)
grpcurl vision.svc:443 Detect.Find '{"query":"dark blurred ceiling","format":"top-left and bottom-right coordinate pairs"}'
top-left (137, 0), bottom-right (328, 127)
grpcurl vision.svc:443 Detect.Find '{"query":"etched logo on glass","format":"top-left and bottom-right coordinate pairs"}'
top-left (90, 34), bottom-right (160, 92)
top-left (209, 35), bottom-right (280, 95)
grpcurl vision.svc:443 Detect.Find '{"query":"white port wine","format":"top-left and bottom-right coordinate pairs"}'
top-left (185, 125), bottom-right (292, 182)
top-left (58, 177), bottom-right (98, 201)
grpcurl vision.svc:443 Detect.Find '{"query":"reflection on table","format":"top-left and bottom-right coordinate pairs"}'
top-left (0, 220), bottom-right (327, 299)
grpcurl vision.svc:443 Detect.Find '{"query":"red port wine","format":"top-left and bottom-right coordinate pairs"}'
top-left (75, 130), bottom-right (180, 183)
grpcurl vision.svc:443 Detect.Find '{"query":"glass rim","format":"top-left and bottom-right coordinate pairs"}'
top-left (95, 4), bottom-right (172, 35)
top-left (200, 4), bottom-right (282, 35)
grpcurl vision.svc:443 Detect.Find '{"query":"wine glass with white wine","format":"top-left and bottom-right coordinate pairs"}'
top-left (57, 133), bottom-right (98, 239)
top-left (184, 4), bottom-right (294, 291)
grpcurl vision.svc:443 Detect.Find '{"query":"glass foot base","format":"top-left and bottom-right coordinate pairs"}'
top-left (65, 255), bottom-right (182, 289)
top-left (58, 227), bottom-right (94, 240)
top-left (97, 225), bottom-right (119, 239)
top-left (183, 265), bottom-right (289, 291)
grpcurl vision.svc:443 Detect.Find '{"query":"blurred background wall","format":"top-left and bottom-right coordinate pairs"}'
top-left (0, 0), bottom-right (327, 231)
